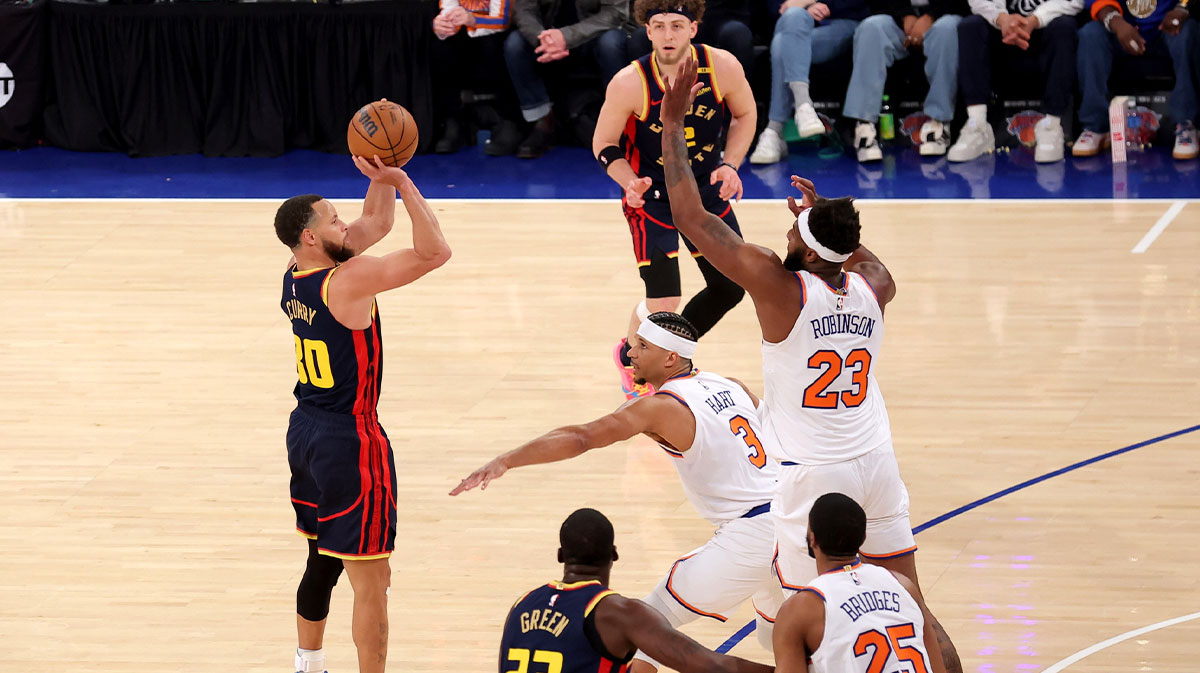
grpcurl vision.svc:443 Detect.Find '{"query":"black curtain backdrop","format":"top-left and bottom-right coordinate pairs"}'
top-left (0, 1), bottom-right (48, 149)
top-left (42, 0), bottom-right (436, 157)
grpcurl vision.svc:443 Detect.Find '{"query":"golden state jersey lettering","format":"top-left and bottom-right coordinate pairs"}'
top-left (282, 265), bottom-right (383, 415)
top-left (621, 44), bottom-right (728, 194)
top-left (500, 580), bottom-right (632, 673)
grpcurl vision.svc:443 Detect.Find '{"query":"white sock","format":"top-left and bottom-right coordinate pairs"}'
top-left (295, 647), bottom-right (325, 673)
top-left (768, 120), bottom-right (784, 134)
top-left (967, 104), bottom-right (987, 124)
top-left (788, 82), bottom-right (812, 108)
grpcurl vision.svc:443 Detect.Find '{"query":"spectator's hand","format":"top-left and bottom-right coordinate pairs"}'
top-left (997, 13), bottom-right (1031, 49)
top-left (807, 2), bottom-right (831, 21)
top-left (446, 6), bottom-right (473, 26)
top-left (1113, 17), bottom-right (1147, 54)
top-left (904, 14), bottom-right (934, 47)
top-left (787, 175), bottom-right (818, 215)
top-left (1160, 7), bottom-right (1189, 35)
top-left (538, 28), bottom-right (567, 52)
top-left (535, 45), bottom-right (570, 62)
top-left (625, 176), bottom-right (653, 208)
top-left (710, 164), bottom-right (743, 202)
top-left (778, 0), bottom-right (812, 14)
top-left (432, 12), bottom-right (459, 38)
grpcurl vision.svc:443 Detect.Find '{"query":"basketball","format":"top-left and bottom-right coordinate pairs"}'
top-left (347, 100), bottom-right (419, 168)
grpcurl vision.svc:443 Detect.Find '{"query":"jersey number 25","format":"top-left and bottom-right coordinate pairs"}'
top-left (853, 623), bottom-right (929, 673)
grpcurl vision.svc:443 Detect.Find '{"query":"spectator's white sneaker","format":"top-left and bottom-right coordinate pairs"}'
top-left (1071, 129), bottom-right (1110, 157)
top-left (919, 119), bottom-right (950, 156)
top-left (1173, 121), bottom-right (1198, 160)
top-left (854, 123), bottom-right (883, 162)
top-left (750, 127), bottom-right (788, 164)
top-left (1034, 116), bottom-right (1065, 163)
top-left (947, 119), bottom-right (995, 162)
top-left (795, 103), bottom-right (826, 138)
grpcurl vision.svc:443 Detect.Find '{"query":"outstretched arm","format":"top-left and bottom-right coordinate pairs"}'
top-left (659, 54), bottom-right (795, 301)
top-left (449, 395), bottom-right (689, 494)
top-left (595, 595), bottom-right (774, 673)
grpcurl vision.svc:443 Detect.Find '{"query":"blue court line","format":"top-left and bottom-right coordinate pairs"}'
top-left (714, 423), bottom-right (1200, 654)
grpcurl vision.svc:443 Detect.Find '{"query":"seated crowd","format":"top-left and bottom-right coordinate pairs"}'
top-left (430, 0), bottom-right (1200, 163)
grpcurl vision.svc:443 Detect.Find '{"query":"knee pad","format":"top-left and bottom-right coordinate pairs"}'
top-left (297, 542), bottom-right (344, 622)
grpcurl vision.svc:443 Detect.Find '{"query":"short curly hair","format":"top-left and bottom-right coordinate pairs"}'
top-left (633, 0), bottom-right (706, 26)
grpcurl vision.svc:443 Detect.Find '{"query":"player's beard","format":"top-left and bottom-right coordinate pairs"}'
top-left (783, 248), bottom-right (808, 272)
top-left (323, 238), bottom-right (354, 263)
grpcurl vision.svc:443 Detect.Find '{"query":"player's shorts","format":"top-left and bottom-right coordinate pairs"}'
top-left (772, 441), bottom-right (916, 592)
top-left (287, 403), bottom-right (397, 560)
top-left (623, 183), bottom-right (741, 267)
top-left (635, 508), bottom-right (783, 667)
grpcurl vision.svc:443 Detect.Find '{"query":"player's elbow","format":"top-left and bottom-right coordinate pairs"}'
top-left (419, 242), bottom-right (452, 269)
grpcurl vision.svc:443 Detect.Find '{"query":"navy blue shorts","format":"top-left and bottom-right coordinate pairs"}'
top-left (287, 404), bottom-right (397, 560)
top-left (622, 185), bottom-right (742, 267)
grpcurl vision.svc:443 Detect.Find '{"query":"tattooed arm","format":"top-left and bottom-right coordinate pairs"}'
top-left (659, 54), bottom-right (796, 303)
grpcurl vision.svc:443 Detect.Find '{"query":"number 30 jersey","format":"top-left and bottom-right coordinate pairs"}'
top-left (282, 265), bottom-right (383, 415)
top-left (655, 370), bottom-right (778, 525)
top-left (760, 271), bottom-right (890, 466)
top-left (804, 562), bottom-right (932, 673)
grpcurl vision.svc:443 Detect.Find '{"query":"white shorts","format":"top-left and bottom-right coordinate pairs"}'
top-left (772, 442), bottom-right (916, 592)
top-left (635, 512), bottom-right (783, 667)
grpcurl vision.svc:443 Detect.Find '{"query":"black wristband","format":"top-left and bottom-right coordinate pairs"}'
top-left (597, 145), bottom-right (624, 171)
top-left (719, 161), bottom-right (738, 171)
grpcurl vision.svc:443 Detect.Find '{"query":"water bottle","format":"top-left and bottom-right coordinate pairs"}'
top-left (879, 95), bottom-right (895, 141)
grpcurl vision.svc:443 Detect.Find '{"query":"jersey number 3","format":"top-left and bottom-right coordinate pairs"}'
top-left (505, 648), bottom-right (563, 673)
top-left (294, 336), bottom-right (334, 389)
top-left (853, 623), bottom-right (929, 673)
top-left (803, 348), bottom-right (872, 409)
top-left (729, 415), bottom-right (767, 469)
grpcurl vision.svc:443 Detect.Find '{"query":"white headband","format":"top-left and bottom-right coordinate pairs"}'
top-left (796, 209), bottom-right (851, 264)
top-left (637, 319), bottom-right (697, 359)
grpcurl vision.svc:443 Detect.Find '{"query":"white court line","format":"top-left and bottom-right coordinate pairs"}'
top-left (1041, 610), bottom-right (1200, 673)
top-left (3, 197), bottom-right (1200, 205)
top-left (1132, 200), bottom-right (1187, 253)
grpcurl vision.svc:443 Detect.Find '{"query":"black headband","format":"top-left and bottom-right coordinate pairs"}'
top-left (645, 6), bottom-right (697, 21)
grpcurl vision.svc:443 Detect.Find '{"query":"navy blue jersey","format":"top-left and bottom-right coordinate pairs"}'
top-left (500, 580), bottom-right (633, 673)
top-left (620, 44), bottom-right (729, 194)
top-left (282, 265), bottom-right (382, 415)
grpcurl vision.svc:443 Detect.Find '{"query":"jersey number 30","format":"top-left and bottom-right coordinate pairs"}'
top-left (294, 336), bottom-right (334, 389)
top-left (853, 623), bottom-right (929, 673)
top-left (505, 648), bottom-right (563, 673)
top-left (803, 348), bottom-right (872, 409)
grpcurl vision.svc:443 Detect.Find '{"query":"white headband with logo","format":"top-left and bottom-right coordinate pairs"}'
top-left (796, 209), bottom-right (851, 264)
top-left (637, 319), bottom-right (697, 359)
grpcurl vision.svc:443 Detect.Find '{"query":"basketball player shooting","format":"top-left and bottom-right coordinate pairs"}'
top-left (657, 54), bottom-right (963, 673)
top-left (452, 312), bottom-right (783, 673)
top-left (592, 0), bottom-right (757, 399)
top-left (276, 156), bottom-right (451, 673)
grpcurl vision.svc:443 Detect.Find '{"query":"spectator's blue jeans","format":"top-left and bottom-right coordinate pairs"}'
top-left (1077, 19), bottom-right (1197, 131)
top-left (504, 28), bottom-right (629, 122)
top-left (768, 10), bottom-right (859, 122)
top-left (842, 14), bottom-right (960, 122)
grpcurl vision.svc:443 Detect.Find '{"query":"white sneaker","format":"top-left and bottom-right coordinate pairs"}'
top-left (1034, 116), bottom-right (1064, 163)
top-left (795, 103), bottom-right (826, 138)
top-left (854, 122), bottom-right (882, 162)
top-left (1071, 129), bottom-right (1110, 157)
top-left (1174, 121), bottom-right (1198, 160)
top-left (919, 119), bottom-right (950, 156)
top-left (947, 119), bottom-right (995, 162)
top-left (749, 127), bottom-right (788, 164)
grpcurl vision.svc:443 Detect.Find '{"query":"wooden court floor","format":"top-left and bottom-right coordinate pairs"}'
top-left (0, 197), bottom-right (1197, 673)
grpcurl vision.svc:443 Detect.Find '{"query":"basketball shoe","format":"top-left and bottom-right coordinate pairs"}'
top-left (613, 339), bottom-right (653, 399)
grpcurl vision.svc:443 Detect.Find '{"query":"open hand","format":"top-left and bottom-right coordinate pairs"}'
top-left (449, 458), bottom-right (509, 495)
top-left (787, 174), bottom-right (818, 215)
top-left (625, 176), bottom-right (653, 208)
top-left (710, 164), bottom-right (743, 201)
top-left (353, 154), bottom-right (410, 188)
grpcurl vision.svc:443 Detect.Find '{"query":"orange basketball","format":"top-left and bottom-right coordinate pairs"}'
top-left (347, 100), bottom-right (419, 168)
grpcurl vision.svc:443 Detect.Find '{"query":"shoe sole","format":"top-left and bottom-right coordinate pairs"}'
top-left (797, 125), bottom-right (826, 138)
top-left (1173, 151), bottom-right (1199, 160)
top-left (919, 145), bottom-right (948, 156)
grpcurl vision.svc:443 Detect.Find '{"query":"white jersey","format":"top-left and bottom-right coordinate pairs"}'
top-left (807, 562), bottom-right (931, 673)
top-left (761, 270), bottom-right (891, 465)
top-left (655, 370), bottom-right (778, 526)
